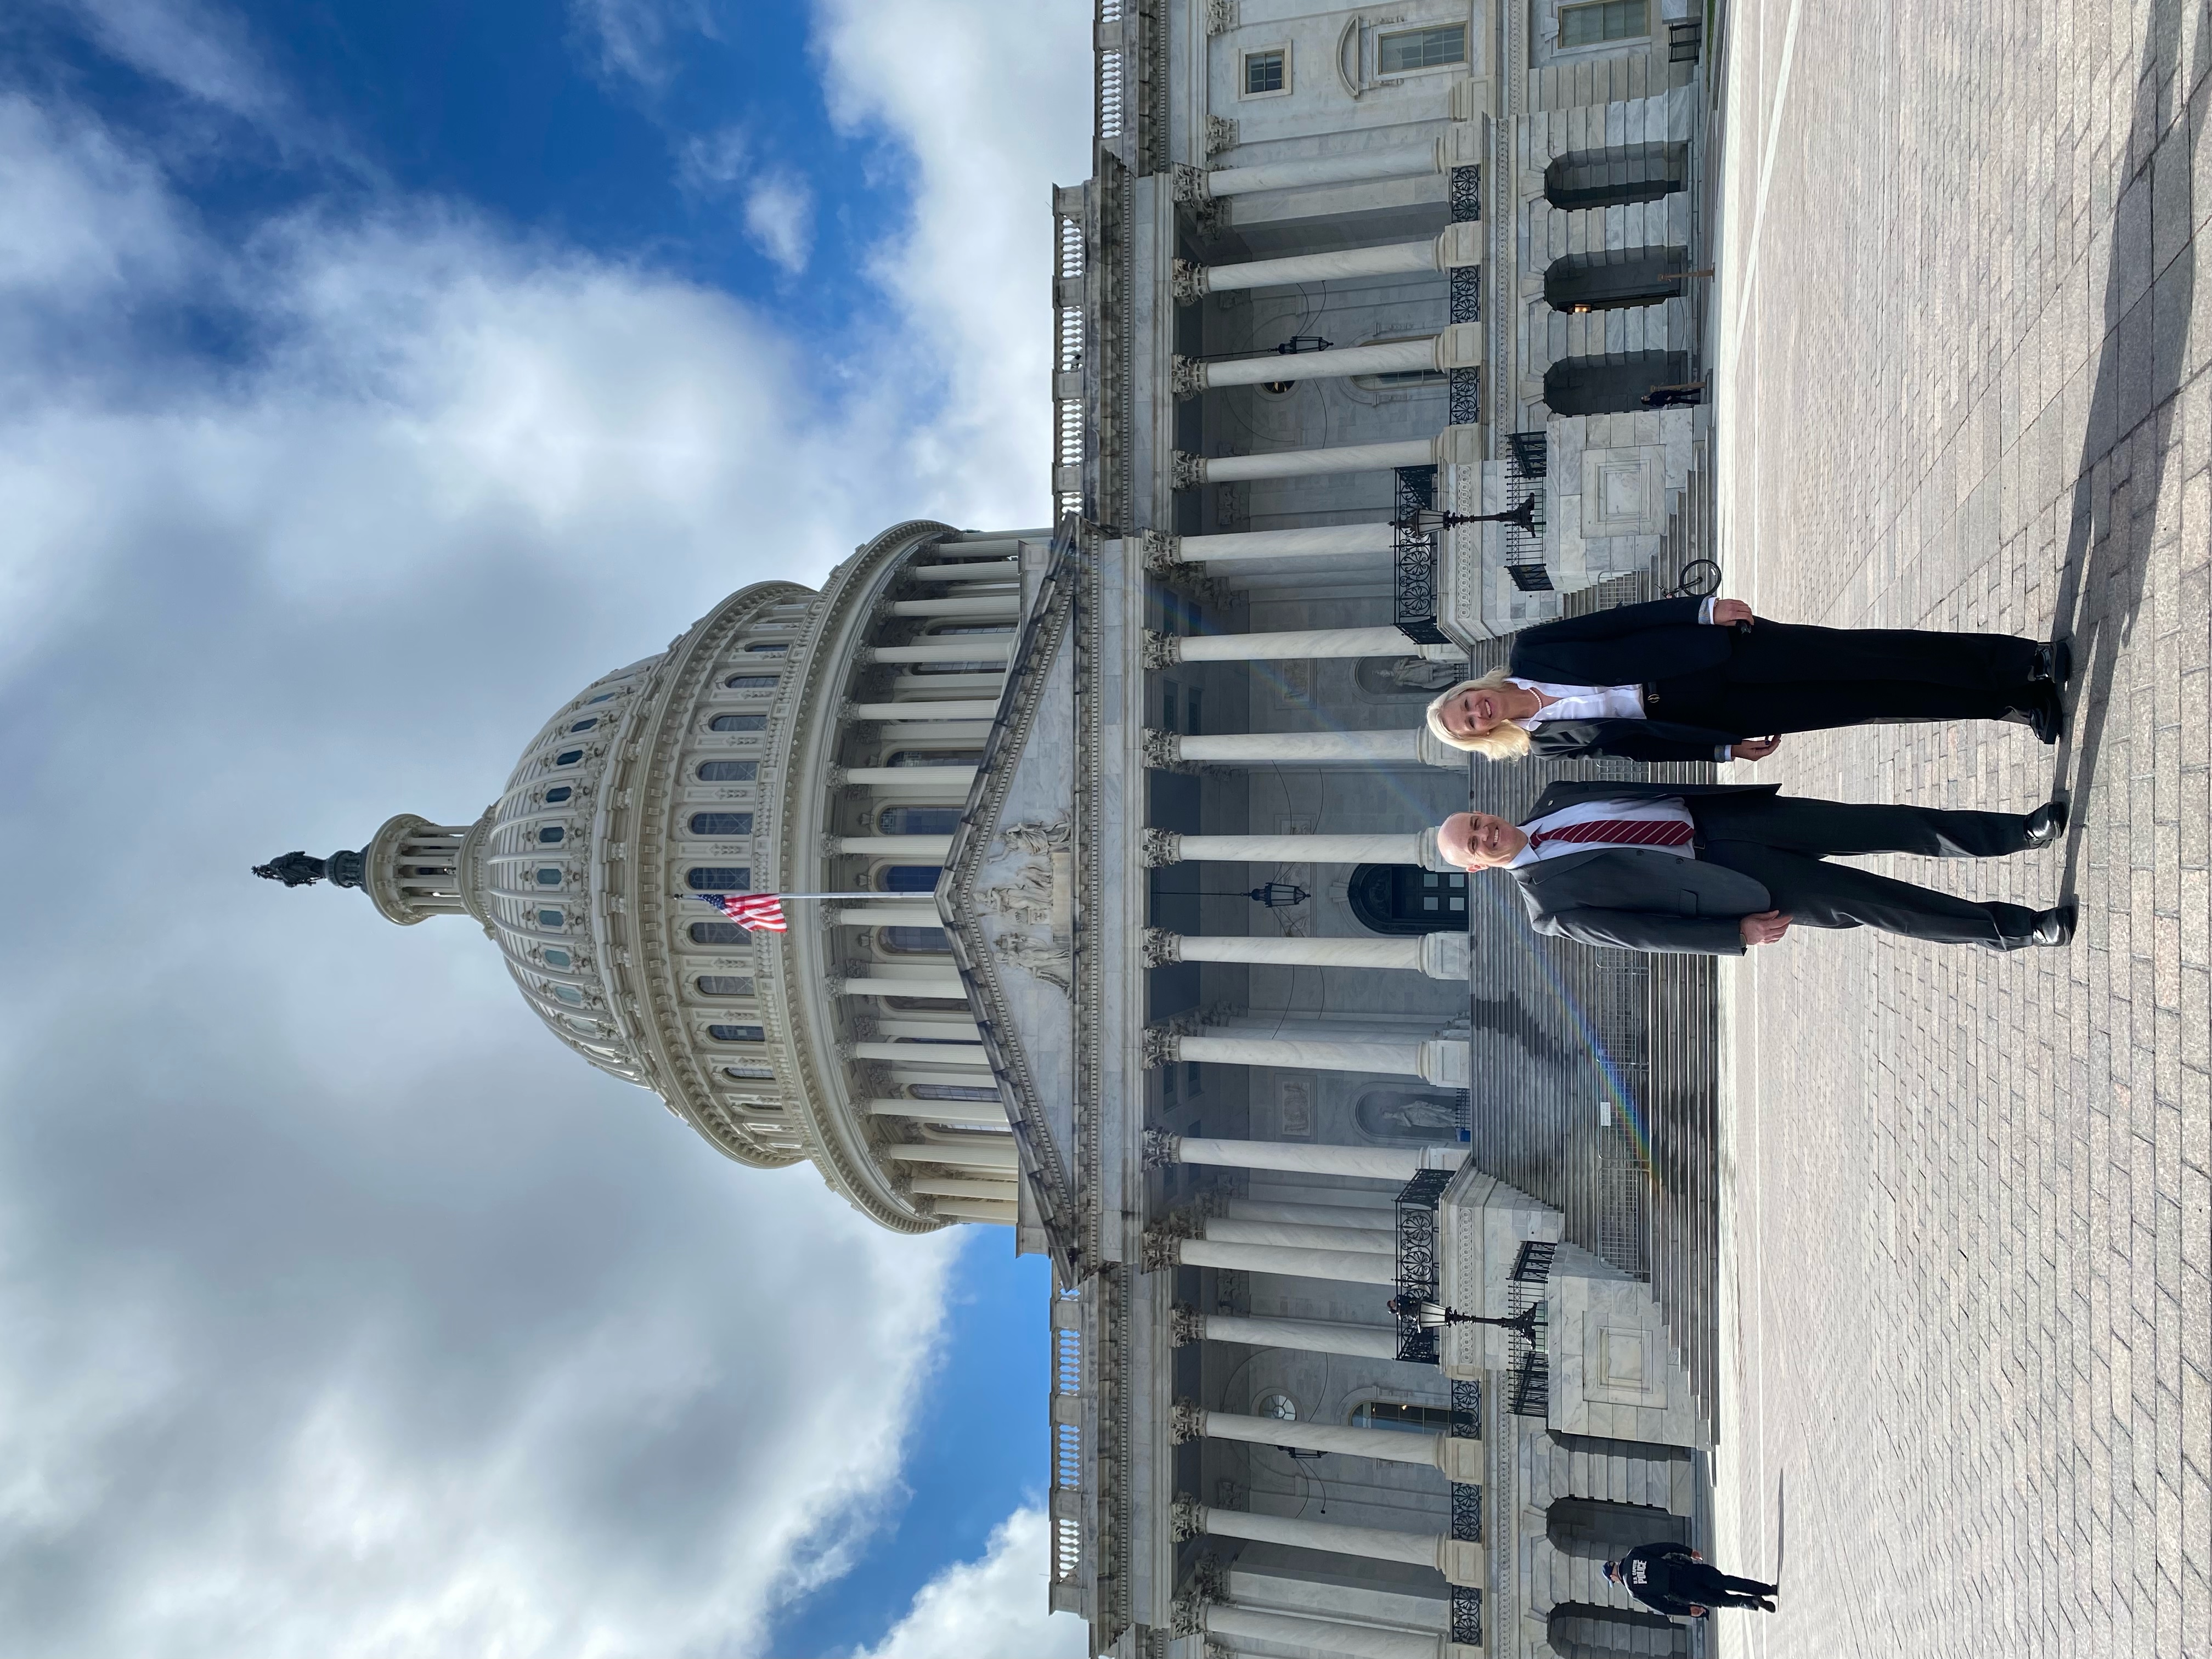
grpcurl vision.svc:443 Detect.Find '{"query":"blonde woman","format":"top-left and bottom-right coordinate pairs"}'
top-left (1425, 595), bottom-right (2068, 764)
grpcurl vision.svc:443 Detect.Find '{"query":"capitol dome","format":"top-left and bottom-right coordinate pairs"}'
top-left (261, 519), bottom-right (1057, 1234)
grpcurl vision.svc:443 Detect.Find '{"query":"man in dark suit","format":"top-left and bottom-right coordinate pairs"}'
top-left (1437, 781), bottom-right (2076, 955)
top-left (1425, 596), bottom-right (2070, 763)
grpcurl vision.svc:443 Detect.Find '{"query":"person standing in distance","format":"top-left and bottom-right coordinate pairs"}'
top-left (1605, 1544), bottom-right (1778, 1617)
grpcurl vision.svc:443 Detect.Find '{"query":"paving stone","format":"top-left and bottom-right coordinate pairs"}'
top-left (1711, 1), bottom-right (2210, 1651)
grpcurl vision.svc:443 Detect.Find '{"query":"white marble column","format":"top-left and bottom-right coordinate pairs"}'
top-left (1173, 1308), bottom-right (1400, 1361)
top-left (864, 643), bottom-right (1011, 665)
top-left (1157, 1032), bottom-right (1470, 1086)
top-left (1197, 1603), bottom-right (1473, 1659)
top-left (1176, 325), bottom-right (1480, 397)
top-left (1203, 1217), bottom-right (1392, 1255)
top-left (1176, 1498), bottom-right (1483, 1587)
top-left (1224, 1198), bottom-right (1392, 1229)
top-left (1148, 1232), bottom-right (1398, 1286)
top-left (834, 768), bottom-right (978, 794)
top-left (928, 1197), bottom-right (1016, 1226)
top-left (1142, 826), bottom-right (1454, 871)
top-left (1146, 628), bottom-right (1459, 664)
top-left (909, 1174), bottom-right (1016, 1201)
top-left (1146, 927), bottom-right (1470, 980)
top-left (1173, 223), bottom-right (1482, 300)
top-left (910, 558), bottom-right (1021, 580)
top-left (1186, 122), bottom-right (1482, 200)
top-left (888, 595), bottom-right (1021, 618)
top-left (837, 972), bottom-right (966, 998)
top-left (1144, 727), bottom-right (1463, 770)
top-left (831, 835), bottom-right (956, 858)
top-left (828, 904), bottom-right (943, 927)
top-left (1176, 1403), bottom-right (1483, 1482)
top-left (884, 1139), bottom-right (1018, 1172)
top-left (849, 699), bottom-right (998, 722)
top-left (1146, 523), bottom-right (1398, 568)
top-left (1148, 1132), bottom-right (1464, 1182)
top-left (1175, 423), bottom-right (1482, 487)
top-left (848, 1041), bottom-right (983, 1063)
top-left (866, 1096), bottom-right (1004, 1124)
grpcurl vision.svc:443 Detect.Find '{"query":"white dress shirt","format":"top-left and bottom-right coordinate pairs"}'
top-left (1508, 795), bottom-right (1699, 870)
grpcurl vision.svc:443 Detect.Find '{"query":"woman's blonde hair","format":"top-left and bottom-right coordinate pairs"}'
top-left (1424, 668), bottom-right (1532, 760)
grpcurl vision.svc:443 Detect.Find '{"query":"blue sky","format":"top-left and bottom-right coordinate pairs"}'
top-left (0, 3), bottom-right (1090, 1655)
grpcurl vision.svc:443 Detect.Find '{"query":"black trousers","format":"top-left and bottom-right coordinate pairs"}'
top-left (1669, 1561), bottom-right (1776, 1608)
top-left (1649, 621), bottom-right (2041, 735)
top-left (1690, 794), bottom-right (2043, 948)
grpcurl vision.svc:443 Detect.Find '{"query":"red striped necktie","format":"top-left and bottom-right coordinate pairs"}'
top-left (1528, 817), bottom-right (1695, 853)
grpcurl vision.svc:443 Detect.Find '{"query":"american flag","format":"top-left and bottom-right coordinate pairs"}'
top-left (708, 893), bottom-right (788, 933)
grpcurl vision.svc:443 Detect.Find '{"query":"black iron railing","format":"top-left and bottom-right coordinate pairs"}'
top-left (1391, 465), bottom-right (1451, 647)
top-left (1392, 1166), bottom-right (1452, 1362)
top-left (1451, 1587), bottom-right (1483, 1646)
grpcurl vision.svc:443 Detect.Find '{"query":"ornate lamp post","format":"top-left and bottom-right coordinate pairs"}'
top-left (1387, 1294), bottom-right (1545, 1346)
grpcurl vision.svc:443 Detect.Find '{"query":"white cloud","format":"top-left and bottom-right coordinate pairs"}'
top-left (814, 0), bottom-right (1092, 522)
top-left (744, 171), bottom-right (815, 274)
top-left (855, 1505), bottom-right (1090, 1659)
top-left (569, 0), bottom-right (717, 91)
top-left (66, 0), bottom-right (283, 125)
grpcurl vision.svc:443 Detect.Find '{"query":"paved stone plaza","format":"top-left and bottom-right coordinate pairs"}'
top-left (1711, 0), bottom-right (2212, 1652)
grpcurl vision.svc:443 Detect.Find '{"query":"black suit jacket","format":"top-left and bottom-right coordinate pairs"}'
top-left (1504, 780), bottom-right (1779, 957)
top-left (1507, 596), bottom-right (1731, 685)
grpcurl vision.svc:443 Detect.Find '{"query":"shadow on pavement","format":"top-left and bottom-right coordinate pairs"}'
top-left (2051, 0), bottom-right (2199, 900)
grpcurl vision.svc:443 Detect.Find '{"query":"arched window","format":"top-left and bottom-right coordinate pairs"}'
top-left (689, 866), bottom-right (752, 890)
top-left (689, 921), bottom-right (749, 944)
top-left (537, 826), bottom-right (565, 844)
top-left (911, 1084), bottom-right (1000, 1102)
top-left (887, 750), bottom-right (983, 768)
top-left (542, 947), bottom-right (573, 968)
top-left (698, 760), bottom-right (758, 782)
top-left (584, 692), bottom-right (616, 705)
top-left (887, 996), bottom-right (969, 1013)
top-left (723, 1062), bottom-right (774, 1079)
top-left (877, 806), bottom-right (962, 835)
top-left (1350, 1400), bottom-right (1465, 1433)
top-left (535, 868), bottom-right (563, 886)
top-left (912, 659), bottom-right (1005, 675)
top-left (1546, 1605), bottom-right (1688, 1658)
top-left (544, 786), bottom-right (573, 804)
top-left (708, 1023), bottom-right (766, 1043)
top-left (551, 985), bottom-right (585, 1006)
top-left (744, 641), bottom-right (789, 653)
top-left (725, 674), bottom-right (777, 689)
top-left (569, 718), bottom-right (598, 732)
top-left (709, 714), bottom-right (767, 733)
top-left (1547, 1497), bottom-right (1686, 1558)
top-left (879, 865), bottom-right (942, 893)
top-left (697, 975), bottom-right (755, 997)
top-left (555, 749), bottom-right (584, 766)
top-left (689, 812), bottom-right (755, 836)
top-left (1543, 352), bottom-right (1696, 416)
top-left (882, 925), bottom-right (951, 953)
top-left (537, 907), bottom-right (566, 927)
top-left (1543, 143), bottom-right (1685, 211)
top-left (1347, 864), bottom-right (1469, 934)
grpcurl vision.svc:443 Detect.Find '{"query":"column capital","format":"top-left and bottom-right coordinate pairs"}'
top-left (1142, 1125), bottom-right (1183, 1165)
top-left (1170, 258), bottom-right (1206, 303)
top-left (1170, 451), bottom-right (1207, 490)
top-left (1141, 1228), bottom-right (1186, 1272)
top-left (1170, 356), bottom-right (1207, 399)
top-left (1139, 730), bottom-right (1191, 771)
top-left (1415, 825), bottom-right (1457, 872)
top-left (1170, 1399), bottom-right (1206, 1443)
top-left (1139, 528), bottom-right (1183, 573)
top-left (1141, 927), bottom-right (1183, 967)
top-left (1170, 1493), bottom-right (1206, 1541)
top-left (1139, 829), bottom-right (1183, 867)
top-left (1169, 1302), bottom-right (1205, 1345)
top-left (1171, 162), bottom-right (1212, 204)
top-left (1140, 630), bottom-right (1184, 669)
top-left (821, 763), bottom-right (848, 788)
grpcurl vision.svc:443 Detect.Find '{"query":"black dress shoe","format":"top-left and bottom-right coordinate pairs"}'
top-left (2030, 903), bottom-right (2078, 946)
top-left (2032, 640), bottom-right (2075, 686)
top-left (2028, 684), bottom-right (2066, 744)
top-left (2023, 799), bottom-right (2069, 847)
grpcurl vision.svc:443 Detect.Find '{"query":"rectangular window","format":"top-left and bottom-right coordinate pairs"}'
top-left (1185, 688), bottom-right (1203, 736)
top-left (1160, 681), bottom-right (1179, 731)
top-left (1558, 0), bottom-right (1649, 48)
top-left (1377, 24), bottom-right (1468, 73)
top-left (1242, 47), bottom-right (1286, 95)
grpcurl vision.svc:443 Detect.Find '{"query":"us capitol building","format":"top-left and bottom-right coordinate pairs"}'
top-left (266, 5), bottom-right (1726, 1657)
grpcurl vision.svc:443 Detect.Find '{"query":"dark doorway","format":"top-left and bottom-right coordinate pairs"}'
top-left (1347, 863), bottom-right (1469, 934)
top-left (1544, 249), bottom-right (1688, 315)
top-left (1543, 352), bottom-right (1694, 417)
top-left (1543, 143), bottom-right (1685, 211)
